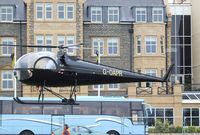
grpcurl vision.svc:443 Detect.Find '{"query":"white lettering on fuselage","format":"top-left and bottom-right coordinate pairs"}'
top-left (103, 69), bottom-right (123, 77)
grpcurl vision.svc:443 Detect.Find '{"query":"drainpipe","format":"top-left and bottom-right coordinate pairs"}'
top-left (129, 23), bottom-right (134, 71)
top-left (165, 22), bottom-right (169, 94)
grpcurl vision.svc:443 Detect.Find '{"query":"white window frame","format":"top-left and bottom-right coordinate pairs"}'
top-left (136, 8), bottom-right (146, 22)
top-left (147, 107), bottom-right (174, 127)
top-left (57, 4), bottom-right (65, 20)
top-left (107, 38), bottom-right (119, 56)
top-left (92, 38), bottom-right (104, 56)
top-left (1, 71), bottom-right (14, 90)
top-left (146, 69), bottom-right (157, 76)
top-left (66, 4), bottom-right (75, 20)
top-left (36, 3), bottom-right (44, 20)
top-left (146, 69), bottom-right (157, 87)
top-left (137, 35), bottom-right (142, 54)
top-left (1, 37), bottom-right (15, 56)
top-left (108, 84), bottom-right (119, 90)
top-left (108, 7), bottom-right (119, 23)
top-left (66, 36), bottom-right (76, 55)
top-left (93, 84), bottom-right (104, 90)
top-left (152, 8), bottom-right (163, 23)
top-left (91, 7), bottom-right (102, 23)
top-left (45, 35), bottom-right (52, 52)
top-left (57, 35), bottom-right (65, 46)
top-left (45, 3), bottom-right (53, 20)
top-left (36, 35), bottom-right (44, 52)
top-left (0, 6), bottom-right (13, 22)
top-left (160, 36), bottom-right (165, 54)
top-left (145, 36), bottom-right (157, 54)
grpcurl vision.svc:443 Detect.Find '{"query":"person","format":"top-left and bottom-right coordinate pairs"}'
top-left (62, 124), bottom-right (70, 135)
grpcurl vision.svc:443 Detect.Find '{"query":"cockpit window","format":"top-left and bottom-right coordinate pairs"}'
top-left (15, 52), bottom-right (57, 69)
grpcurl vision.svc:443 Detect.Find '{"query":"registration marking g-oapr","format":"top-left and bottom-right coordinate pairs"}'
top-left (103, 69), bottom-right (123, 76)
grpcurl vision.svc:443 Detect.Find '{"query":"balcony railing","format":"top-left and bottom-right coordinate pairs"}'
top-left (136, 87), bottom-right (153, 95)
top-left (157, 86), bottom-right (174, 95)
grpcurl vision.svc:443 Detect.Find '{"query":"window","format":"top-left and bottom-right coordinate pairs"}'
top-left (147, 108), bottom-right (173, 127)
top-left (45, 35), bottom-right (52, 51)
top-left (66, 36), bottom-right (75, 54)
top-left (160, 36), bottom-right (164, 54)
top-left (145, 36), bottom-right (157, 53)
top-left (36, 3), bottom-right (44, 19)
top-left (57, 36), bottom-right (65, 45)
top-left (137, 36), bottom-right (141, 54)
top-left (93, 84), bottom-right (104, 90)
top-left (45, 3), bottom-right (52, 19)
top-left (1, 37), bottom-right (14, 56)
top-left (152, 8), bottom-right (163, 22)
top-left (146, 69), bottom-right (156, 77)
top-left (2, 101), bottom-right (12, 114)
top-left (1, 71), bottom-right (14, 90)
top-left (108, 84), bottom-right (119, 90)
top-left (102, 102), bottom-right (130, 117)
top-left (0, 6), bottom-right (13, 22)
top-left (57, 36), bottom-right (65, 46)
top-left (73, 102), bottom-right (101, 115)
top-left (107, 38), bottom-right (119, 55)
top-left (136, 8), bottom-right (146, 22)
top-left (161, 69), bottom-right (165, 87)
top-left (91, 7), bottom-right (102, 23)
top-left (183, 108), bottom-right (199, 126)
top-left (36, 35), bottom-right (53, 51)
top-left (66, 4), bottom-right (74, 20)
top-left (58, 4), bottom-right (65, 19)
top-left (146, 69), bottom-right (156, 87)
top-left (36, 35), bottom-right (44, 51)
top-left (92, 38), bottom-right (104, 56)
top-left (108, 7), bottom-right (119, 23)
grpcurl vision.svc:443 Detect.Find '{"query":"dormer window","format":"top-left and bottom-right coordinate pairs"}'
top-left (152, 8), bottom-right (163, 22)
top-left (136, 8), bottom-right (146, 22)
top-left (108, 7), bottom-right (119, 23)
top-left (91, 7), bottom-right (102, 23)
top-left (0, 6), bottom-right (13, 22)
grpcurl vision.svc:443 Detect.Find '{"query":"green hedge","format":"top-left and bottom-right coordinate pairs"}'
top-left (149, 119), bottom-right (200, 133)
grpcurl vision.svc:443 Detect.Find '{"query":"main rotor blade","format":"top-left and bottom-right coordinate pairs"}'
top-left (0, 43), bottom-right (83, 49)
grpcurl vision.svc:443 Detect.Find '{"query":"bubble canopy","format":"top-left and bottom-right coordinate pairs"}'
top-left (15, 51), bottom-right (57, 70)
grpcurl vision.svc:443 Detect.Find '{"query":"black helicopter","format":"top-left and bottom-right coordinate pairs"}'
top-left (0, 43), bottom-right (173, 105)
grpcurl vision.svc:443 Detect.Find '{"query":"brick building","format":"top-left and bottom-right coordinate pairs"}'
top-left (0, 0), bottom-right (26, 97)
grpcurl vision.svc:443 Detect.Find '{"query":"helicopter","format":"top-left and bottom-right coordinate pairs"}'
top-left (0, 43), bottom-right (173, 105)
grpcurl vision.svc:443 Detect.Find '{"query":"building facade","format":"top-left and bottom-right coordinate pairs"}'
top-left (1, 0), bottom-right (200, 129)
top-left (169, 1), bottom-right (192, 90)
top-left (0, 0), bottom-right (26, 97)
top-left (23, 0), bottom-right (85, 96)
top-left (83, 0), bottom-right (134, 96)
top-left (83, 0), bottom-right (169, 96)
top-left (191, 0), bottom-right (200, 85)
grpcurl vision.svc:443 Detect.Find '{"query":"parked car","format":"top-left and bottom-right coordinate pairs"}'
top-left (70, 126), bottom-right (108, 135)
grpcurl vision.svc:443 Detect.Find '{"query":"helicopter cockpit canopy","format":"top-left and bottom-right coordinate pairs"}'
top-left (15, 51), bottom-right (57, 70)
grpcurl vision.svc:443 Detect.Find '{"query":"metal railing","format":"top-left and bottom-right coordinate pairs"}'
top-left (136, 87), bottom-right (153, 95)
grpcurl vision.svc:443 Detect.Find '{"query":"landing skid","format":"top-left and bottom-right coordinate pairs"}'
top-left (13, 85), bottom-right (79, 105)
top-left (13, 97), bottom-right (79, 105)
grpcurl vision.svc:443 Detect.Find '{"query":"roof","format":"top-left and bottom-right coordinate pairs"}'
top-left (84, 0), bottom-right (164, 7)
top-left (84, 0), bottom-right (165, 22)
top-left (0, 96), bottom-right (144, 102)
top-left (0, 0), bottom-right (26, 20)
